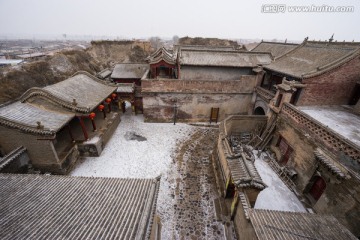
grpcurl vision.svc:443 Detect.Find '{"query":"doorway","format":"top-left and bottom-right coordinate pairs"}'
top-left (309, 176), bottom-right (326, 201)
top-left (349, 83), bottom-right (360, 105)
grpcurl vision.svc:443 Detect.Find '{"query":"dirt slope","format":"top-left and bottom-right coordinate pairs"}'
top-left (86, 40), bottom-right (151, 67)
top-left (178, 37), bottom-right (239, 47)
top-left (0, 50), bottom-right (99, 104)
top-left (0, 40), bottom-right (152, 105)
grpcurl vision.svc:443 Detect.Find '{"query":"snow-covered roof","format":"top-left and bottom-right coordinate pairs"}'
top-left (249, 209), bottom-right (357, 240)
top-left (0, 101), bottom-right (74, 135)
top-left (0, 59), bottom-right (23, 65)
top-left (116, 83), bottom-right (135, 93)
top-left (111, 63), bottom-right (149, 79)
top-left (0, 174), bottom-right (160, 240)
top-left (43, 72), bottom-right (116, 112)
top-left (298, 105), bottom-right (360, 148)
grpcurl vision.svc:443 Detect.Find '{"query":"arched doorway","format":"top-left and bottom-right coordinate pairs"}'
top-left (254, 107), bottom-right (266, 115)
top-left (309, 176), bottom-right (326, 201)
top-left (119, 99), bottom-right (134, 114)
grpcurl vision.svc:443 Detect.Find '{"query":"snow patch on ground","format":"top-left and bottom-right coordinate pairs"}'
top-left (71, 110), bottom-right (195, 178)
top-left (254, 151), bottom-right (307, 212)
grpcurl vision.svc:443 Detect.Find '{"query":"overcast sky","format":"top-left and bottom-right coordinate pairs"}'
top-left (0, 0), bottom-right (359, 42)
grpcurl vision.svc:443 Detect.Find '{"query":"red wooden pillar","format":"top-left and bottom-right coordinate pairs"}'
top-left (105, 98), bottom-right (112, 113)
top-left (89, 112), bottom-right (96, 131)
top-left (78, 116), bottom-right (88, 140)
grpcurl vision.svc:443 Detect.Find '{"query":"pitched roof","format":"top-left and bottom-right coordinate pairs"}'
top-left (249, 209), bottom-right (357, 240)
top-left (227, 152), bottom-right (266, 190)
top-left (251, 41), bottom-right (299, 58)
top-left (175, 44), bottom-right (236, 51)
top-left (264, 40), bottom-right (360, 79)
top-left (0, 174), bottom-right (160, 240)
top-left (111, 63), bottom-right (149, 79)
top-left (0, 146), bottom-right (27, 170)
top-left (147, 47), bottom-right (176, 65)
top-left (223, 137), bottom-right (266, 190)
top-left (0, 101), bottom-right (74, 135)
top-left (43, 72), bottom-right (116, 112)
top-left (179, 49), bottom-right (272, 67)
top-left (97, 68), bottom-right (112, 79)
top-left (116, 83), bottom-right (135, 93)
top-left (314, 148), bottom-right (348, 179)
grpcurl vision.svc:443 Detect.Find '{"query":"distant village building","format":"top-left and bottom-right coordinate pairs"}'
top-left (0, 72), bottom-right (120, 173)
top-left (0, 174), bottom-right (161, 240)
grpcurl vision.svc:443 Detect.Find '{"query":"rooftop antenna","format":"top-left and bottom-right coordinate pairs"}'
top-left (329, 34), bottom-right (334, 42)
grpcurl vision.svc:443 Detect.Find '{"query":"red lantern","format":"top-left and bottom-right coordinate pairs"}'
top-left (111, 93), bottom-right (117, 99)
top-left (89, 112), bottom-right (96, 120)
top-left (105, 98), bottom-right (111, 104)
top-left (98, 104), bottom-right (105, 111)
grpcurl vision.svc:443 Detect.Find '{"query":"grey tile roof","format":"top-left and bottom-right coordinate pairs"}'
top-left (116, 83), bottom-right (135, 93)
top-left (44, 72), bottom-right (117, 111)
top-left (179, 49), bottom-right (272, 67)
top-left (0, 146), bottom-right (27, 170)
top-left (249, 209), bottom-right (357, 240)
top-left (147, 47), bottom-right (176, 65)
top-left (111, 63), bottom-right (149, 79)
top-left (97, 68), bottom-right (112, 79)
top-left (0, 174), bottom-right (160, 240)
top-left (176, 45), bottom-right (236, 51)
top-left (0, 101), bottom-right (74, 134)
top-left (264, 40), bottom-right (360, 79)
top-left (227, 154), bottom-right (266, 190)
top-left (314, 148), bottom-right (348, 179)
top-left (251, 41), bottom-right (299, 58)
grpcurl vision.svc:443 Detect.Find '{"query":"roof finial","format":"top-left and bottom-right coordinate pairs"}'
top-left (284, 38), bottom-right (287, 43)
top-left (36, 121), bottom-right (44, 129)
top-left (329, 34), bottom-right (334, 42)
top-left (304, 36), bottom-right (309, 42)
top-left (72, 99), bottom-right (77, 106)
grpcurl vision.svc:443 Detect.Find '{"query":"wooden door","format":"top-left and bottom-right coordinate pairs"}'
top-left (309, 176), bottom-right (326, 201)
top-left (210, 107), bottom-right (220, 123)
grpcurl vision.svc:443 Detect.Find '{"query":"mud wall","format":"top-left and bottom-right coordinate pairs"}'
top-left (142, 77), bottom-right (257, 122)
top-left (180, 66), bottom-right (253, 80)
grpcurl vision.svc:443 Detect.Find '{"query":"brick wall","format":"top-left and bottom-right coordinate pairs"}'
top-left (142, 78), bottom-right (257, 122)
top-left (297, 56), bottom-right (360, 106)
top-left (142, 77), bottom-right (256, 94)
top-left (0, 125), bottom-right (60, 170)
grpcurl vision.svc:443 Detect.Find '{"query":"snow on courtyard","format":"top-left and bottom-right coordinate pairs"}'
top-left (71, 109), bottom-right (195, 178)
top-left (254, 151), bottom-right (307, 212)
top-left (71, 106), bottom-right (307, 238)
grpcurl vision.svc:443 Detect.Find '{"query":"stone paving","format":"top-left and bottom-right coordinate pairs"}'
top-left (158, 128), bottom-right (232, 239)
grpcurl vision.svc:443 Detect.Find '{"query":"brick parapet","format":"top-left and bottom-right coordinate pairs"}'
top-left (281, 103), bottom-right (360, 161)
